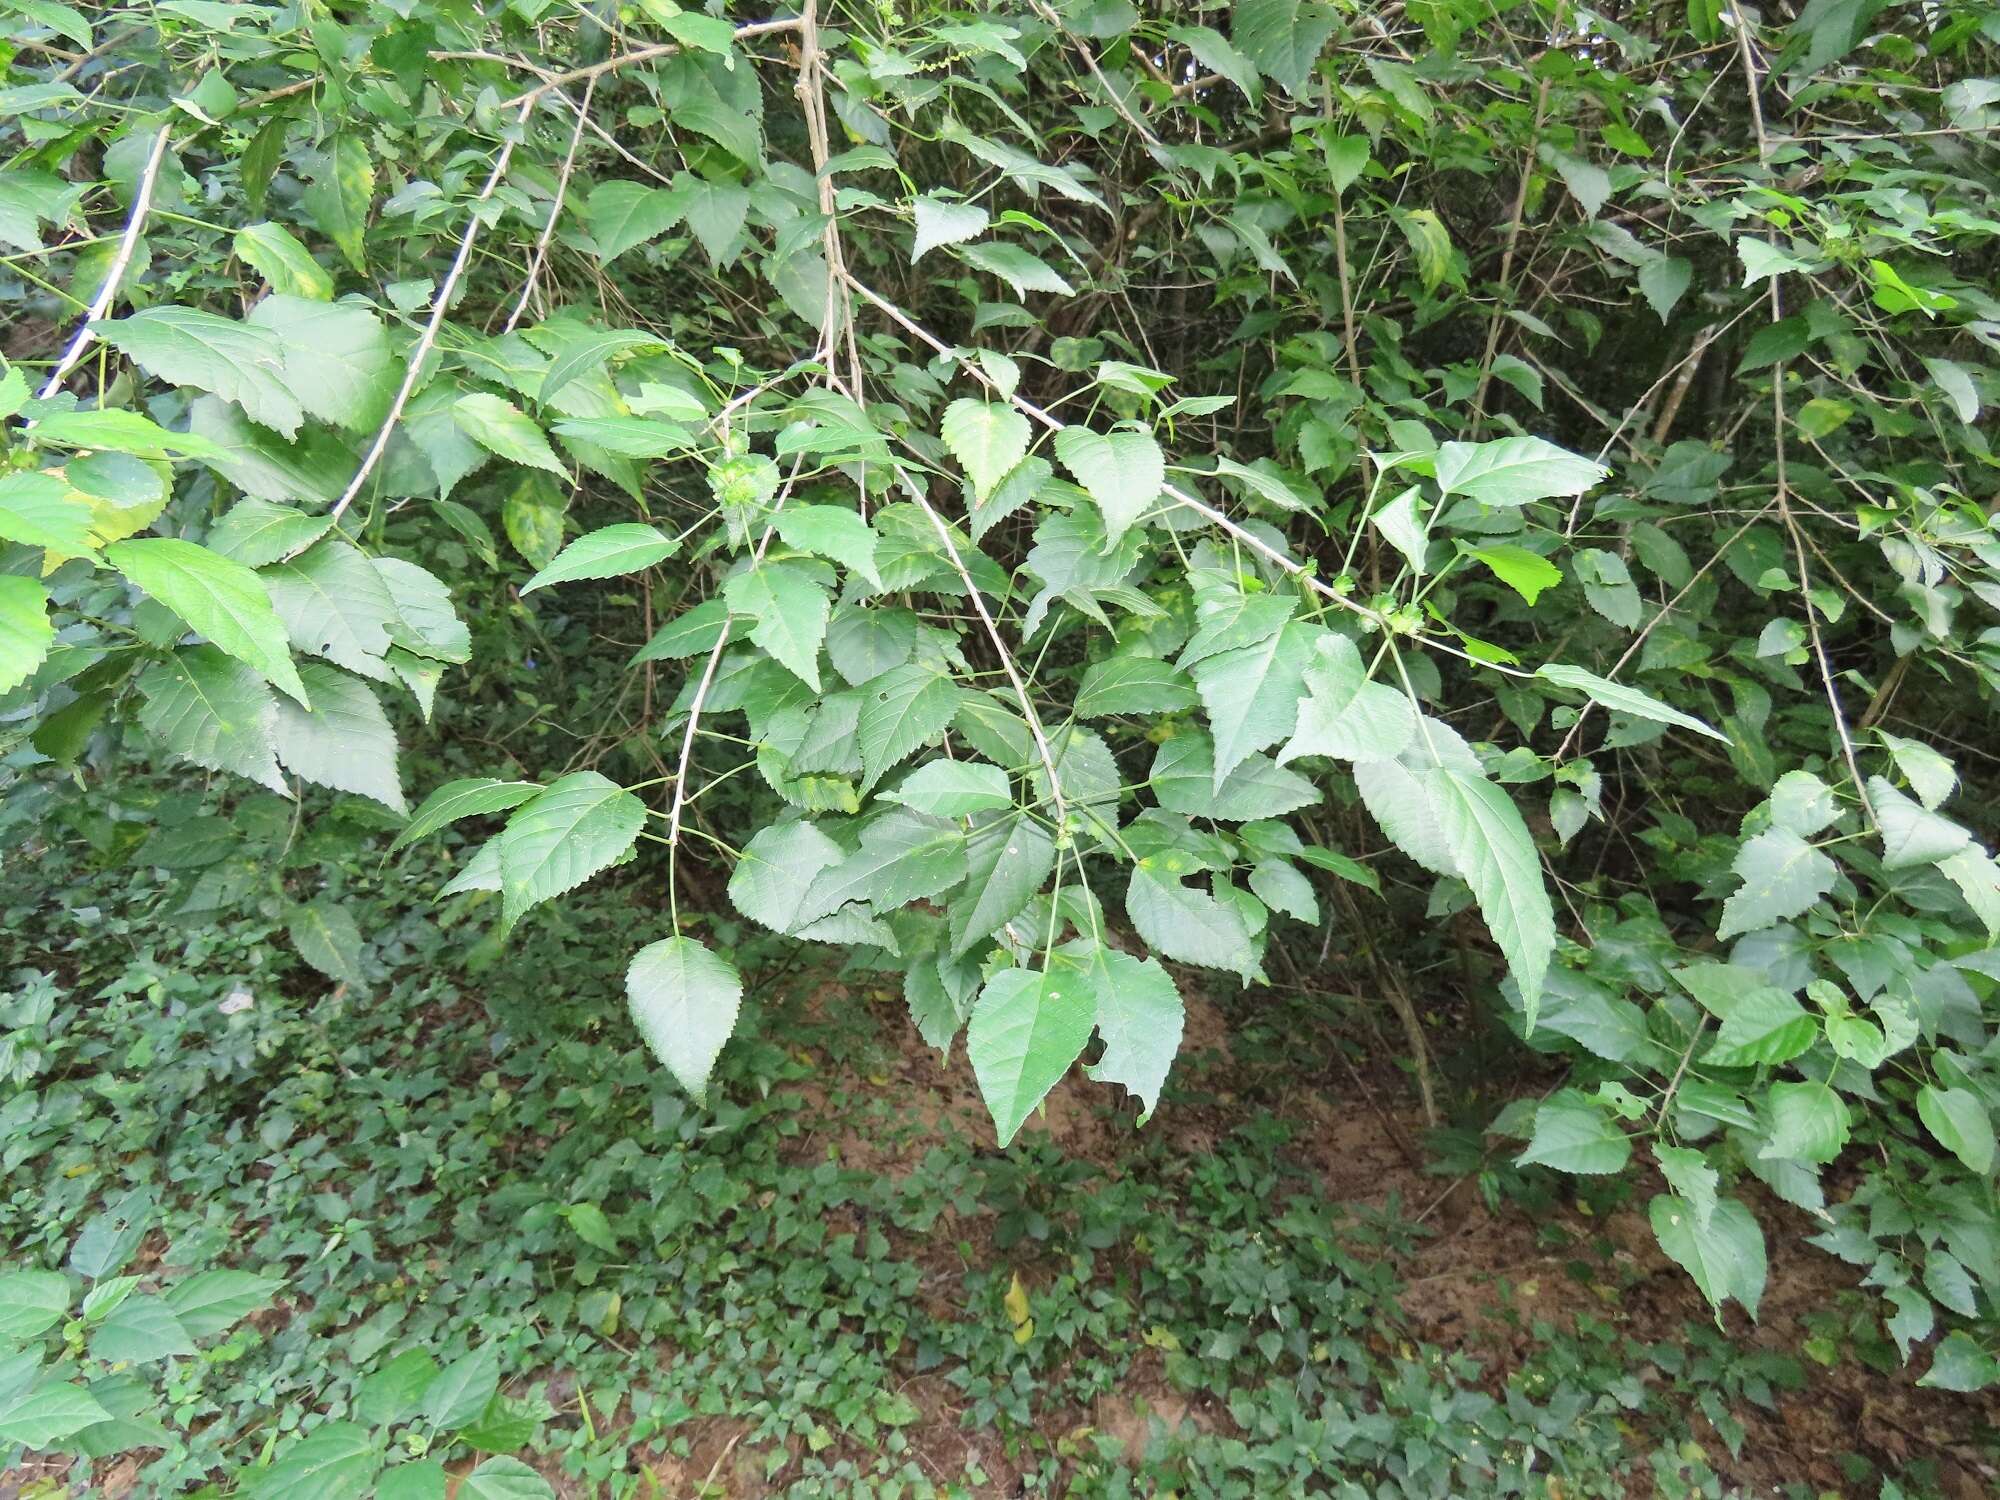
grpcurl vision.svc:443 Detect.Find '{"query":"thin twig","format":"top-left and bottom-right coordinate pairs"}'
top-left (1551, 502), bottom-right (1776, 763)
top-left (841, 273), bottom-right (1392, 635)
top-left (330, 100), bottom-right (533, 522)
top-left (1763, 254), bottom-right (1874, 823)
top-left (1726, 0), bottom-right (1770, 162)
top-left (1468, 3), bottom-right (1569, 429)
top-left (504, 74), bottom-right (596, 334)
top-left (38, 123), bottom-right (171, 400)
top-left (666, 459), bottom-right (802, 849)
top-left (1030, 0), bottom-right (1163, 153)
top-left (907, 492), bottom-right (1070, 827)
top-left (497, 17), bottom-right (802, 109)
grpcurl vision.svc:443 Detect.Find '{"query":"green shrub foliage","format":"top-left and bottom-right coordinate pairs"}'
top-left (3, 0), bottom-right (1999, 1387)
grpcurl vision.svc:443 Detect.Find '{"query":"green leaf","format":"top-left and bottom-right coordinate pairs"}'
top-left (1192, 619), bottom-right (1317, 789)
top-left (856, 664), bottom-right (961, 790)
top-left (1653, 1145), bottom-right (1719, 1232)
top-left (1395, 208), bottom-right (1453, 291)
top-left (723, 561), bottom-right (830, 691)
top-left (1467, 543), bottom-right (1562, 604)
top-left (375, 558), bottom-right (469, 663)
top-left (1870, 776), bottom-right (1970, 870)
top-left (1878, 731), bottom-right (1956, 811)
top-left (1232, 0), bottom-right (1335, 94)
top-left (1546, 148), bottom-right (1611, 218)
top-left (272, 663), bottom-right (405, 812)
top-left (460, 1456), bottom-right (557, 1500)
top-left (0, 1270), bottom-right (70, 1340)
top-left (1067, 946), bottom-right (1183, 1120)
top-left (395, 778), bottom-right (542, 850)
top-left (522, 523), bottom-right (678, 593)
top-left (1433, 437), bottom-right (1608, 507)
top-left (1166, 23), bottom-right (1261, 100)
top-left (0, 470), bottom-right (96, 554)
top-left (680, 176), bottom-right (750, 265)
top-left (246, 296), bottom-right (395, 432)
top-left (453, 394), bottom-right (567, 476)
top-left (1150, 733), bottom-right (1320, 821)
top-left (422, 1345), bottom-right (499, 1433)
top-left (0, 575), bottom-right (53, 694)
top-left (795, 810), bottom-right (969, 929)
top-left (1649, 1194), bottom-right (1766, 1319)
top-left (539, 329), bottom-right (664, 404)
top-left (1433, 767), bottom-right (1554, 1028)
top-left (1053, 425), bottom-right (1164, 545)
top-left (1920, 1332), bottom-right (2000, 1392)
top-left (243, 1420), bottom-right (379, 1499)
top-left (89, 1296), bottom-right (194, 1364)
top-left (108, 537), bottom-right (307, 705)
top-left (1757, 1081), bottom-right (1849, 1166)
top-left (135, 647), bottom-right (284, 792)
top-left (549, 416), bottom-right (692, 458)
top-left (1075, 654), bottom-right (1198, 717)
top-left (626, 936), bottom-right (742, 1103)
top-left (911, 196), bottom-right (988, 262)
top-left (941, 399), bottom-right (1031, 502)
top-left (728, 820), bottom-right (848, 934)
top-left (1516, 1092), bottom-right (1631, 1174)
top-left (0, 1381), bottom-right (112, 1450)
top-left (1126, 866), bottom-right (1256, 982)
top-left (207, 498), bottom-right (333, 568)
top-left (9, 1), bottom-right (92, 48)
top-left (1277, 633), bottom-right (1415, 765)
top-left (235, 220), bottom-right (333, 300)
top-left (498, 771), bottom-right (646, 923)
top-left (30, 406), bottom-right (226, 460)
top-left (958, 240), bottom-right (1075, 298)
top-left (1923, 356), bottom-right (1981, 424)
top-left (881, 761), bottom-right (1013, 817)
top-left (377, 1463), bottom-right (447, 1500)
top-left (1536, 664), bottom-right (1726, 742)
top-left (161, 1270), bottom-right (280, 1338)
top-left (1673, 964), bottom-right (1816, 1068)
top-left (949, 812), bottom-right (1055, 956)
top-left (633, 597), bottom-right (729, 663)
top-left (358, 1350), bottom-right (441, 1427)
top-left (304, 133), bottom-right (373, 273)
top-left (775, 505), bottom-right (880, 589)
top-left (1768, 768), bottom-right (1838, 836)
top-left (91, 307), bottom-right (304, 437)
top-left (1737, 235), bottom-right (1817, 287)
top-left (562, 1202), bottom-right (618, 1253)
top-left (1639, 256), bottom-right (1692, 321)
top-left (1717, 827), bottom-right (1838, 940)
top-left (1917, 1085), bottom-right (1995, 1175)
top-left (586, 180), bottom-right (687, 263)
top-left (288, 899), bottom-right (366, 985)
top-left (259, 538), bottom-right (397, 682)
top-left (1370, 486), bottom-right (1429, 574)
top-left (967, 964), bottom-right (1098, 1147)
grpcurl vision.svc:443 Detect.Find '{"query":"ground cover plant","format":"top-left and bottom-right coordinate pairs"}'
top-left (2, 0), bottom-right (1999, 1491)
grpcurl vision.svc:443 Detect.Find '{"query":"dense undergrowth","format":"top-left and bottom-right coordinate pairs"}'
top-left (3, 770), bottom-right (1987, 1498)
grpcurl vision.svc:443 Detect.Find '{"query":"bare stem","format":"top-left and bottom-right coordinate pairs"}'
top-left (504, 74), bottom-right (596, 334)
top-left (331, 100), bottom-right (532, 522)
top-left (38, 122), bottom-right (171, 400)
